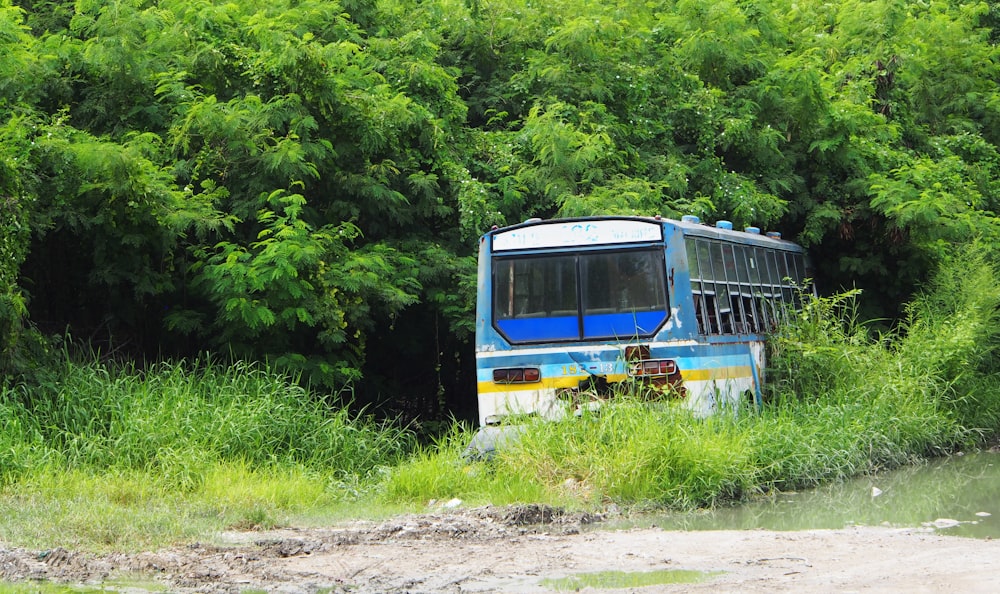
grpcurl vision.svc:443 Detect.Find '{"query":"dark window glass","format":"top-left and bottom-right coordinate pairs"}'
top-left (747, 248), bottom-right (762, 284)
top-left (753, 247), bottom-right (771, 286)
top-left (686, 240), bottom-right (700, 278)
top-left (494, 249), bottom-right (668, 343)
top-left (494, 256), bottom-right (577, 320)
top-left (734, 245), bottom-right (750, 284)
top-left (721, 243), bottom-right (739, 284)
top-left (582, 251), bottom-right (667, 315)
top-left (711, 242), bottom-right (728, 283)
top-left (697, 240), bottom-right (714, 280)
top-left (777, 252), bottom-right (791, 285)
top-left (794, 253), bottom-right (807, 284)
top-left (767, 248), bottom-right (779, 287)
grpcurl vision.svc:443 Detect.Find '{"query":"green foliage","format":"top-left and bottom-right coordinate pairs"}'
top-left (0, 356), bottom-right (413, 486)
top-left (772, 243), bottom-right (1000, 416)
top-left (174, 188), bottom-right (423, 386)
top-left (898, 243), bottom-right (1000, 426)
top-left (5, 0), bottom-right (1000, 418)
top-left (0, 109), bottom-right (33, 376)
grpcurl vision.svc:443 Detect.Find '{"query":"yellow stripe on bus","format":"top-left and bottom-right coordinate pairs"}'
top-left (681, 366), bottom-right (754, 382)
top-left (477, 366), bottom-right (753, 394)
top-left (477, 374), bottom-right (629, 394)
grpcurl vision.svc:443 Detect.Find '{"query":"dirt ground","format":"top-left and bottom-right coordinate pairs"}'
top-left (1, 504), bottom-right (998, 593)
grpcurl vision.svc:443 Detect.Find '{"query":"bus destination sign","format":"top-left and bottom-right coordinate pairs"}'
top-left (492, 219), bottom-right (663, 251)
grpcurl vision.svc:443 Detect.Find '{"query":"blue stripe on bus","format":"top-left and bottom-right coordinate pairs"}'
top-left (582, 311), bottom-right (666, 339)
top-left (496, 312), bottom-right (667, 343)
top-left (476, 344), bottom-right (758, 381)
top-left (496, 316), bottom-right (579, 342)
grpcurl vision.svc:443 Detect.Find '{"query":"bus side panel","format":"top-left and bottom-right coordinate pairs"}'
top-left (474, 238), bottom-right (503, 349)
top-left (660, 225), bottom-right (700, 342)
top-left (673, 341), bottom-right (763, 414)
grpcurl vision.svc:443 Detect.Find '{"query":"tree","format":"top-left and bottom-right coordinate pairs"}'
top-left (7, 0), bottom-right (1000, 420)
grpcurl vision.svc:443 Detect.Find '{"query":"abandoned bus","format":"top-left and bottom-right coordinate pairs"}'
top-left (473, 215), bottom-right (810, 429)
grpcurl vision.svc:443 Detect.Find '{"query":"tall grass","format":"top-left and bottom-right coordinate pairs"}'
top-left (0, 357), bottom-right (418, 549)
top-left (1, 357), bottom-right (412, 486)
top-left (384, 244), bottom-right (1000, 510)
top-left (4, 245), bottom-right (1000, 549)
top-left (378, 424), bottom-right (556, 507)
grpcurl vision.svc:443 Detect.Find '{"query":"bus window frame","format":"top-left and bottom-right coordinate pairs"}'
top-left (491, 246), bottom-right (670, 344)
top-left (687, 236), bottom-right (806, 337)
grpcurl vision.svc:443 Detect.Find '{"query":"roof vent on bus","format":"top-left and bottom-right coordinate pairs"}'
top-left (524, 217), bottom-right (542, 223)
top-left (716, 220), bottom-right (734, 230)
top-left (681, 215), bottom-right (700, 224)
top-left (744, 226), bottom-right (761, 234)
top-left (766, 231), bottom-right (782, 239)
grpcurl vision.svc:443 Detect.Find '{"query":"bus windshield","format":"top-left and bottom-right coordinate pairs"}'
top-left (493, 248), bottom-right (668, 343)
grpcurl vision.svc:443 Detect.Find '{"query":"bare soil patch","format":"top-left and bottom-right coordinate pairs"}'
top-left (1, 504), bottom-right (997, 592)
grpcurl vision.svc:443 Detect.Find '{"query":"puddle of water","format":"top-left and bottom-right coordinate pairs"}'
top-left (0, 573), bottom-right (168, 593)
top-left (0, 583), bottom-right (111, 593)
top-left (624, 451), bottom-right (1000, 538)
top-left (540, 569), bottom-right (723, 591)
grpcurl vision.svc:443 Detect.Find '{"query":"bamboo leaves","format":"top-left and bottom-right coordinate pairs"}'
top-left (5, 0), bottom-right (1000, 410)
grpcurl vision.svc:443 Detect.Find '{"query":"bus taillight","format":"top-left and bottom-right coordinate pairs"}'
top-left (493, 367), bottom-right (542, 384)
top-left (632, 359), bottom-right (677, 377)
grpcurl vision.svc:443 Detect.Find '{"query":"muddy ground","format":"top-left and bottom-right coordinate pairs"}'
top-left (1, 504), bottom-right (998, 593)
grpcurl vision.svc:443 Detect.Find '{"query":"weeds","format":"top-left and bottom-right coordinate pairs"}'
top-left (386, 243), bottom-right (1000, 511)
top-left (3, 246), bottom-right (1000, 550)
top-left (1, 357), bottom-right (413, 483)
top-left (0, 358), bottom-right (416, 550)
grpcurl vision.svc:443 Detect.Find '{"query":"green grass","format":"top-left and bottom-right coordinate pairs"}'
top-left (383, 244), bottom-right (1000, 510)
top-left (0, 358), bottom-right (417, 550)
top-left (0, 581), bottom-right (166, 594)
top-left (0, 462), bottom-right (408, 550)
top-left (1, 357), bottom-right (412, 479)
top-left (378, 423), bottom-right (557, 507)
top-left (2, 245), bottom-right (1000, 551)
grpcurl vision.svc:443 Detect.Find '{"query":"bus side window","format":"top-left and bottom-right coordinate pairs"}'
top-left (694, 289), bottom-right (719, 334)
top-left (756, 296), bottom-right (772, 331)
top-left (693, 290), bottom-right (707, 334)
top-left (689, 238), bottom-right (711, 334)
top-left (741, 294), bottom-right (758, 332)
top-left (729, 295), bottom-right (740, 333)
top-left (730, 292), bottom-right (752, 334)
top-left (704, 291), bottom-right (720, 334)
top-left (766, 297), bottom-right (782, 330)
top-left (717, 286), bottom-right (733, 334)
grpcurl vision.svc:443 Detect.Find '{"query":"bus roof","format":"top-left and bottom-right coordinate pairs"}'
top-left (485, 215), bottom-right (804, 252)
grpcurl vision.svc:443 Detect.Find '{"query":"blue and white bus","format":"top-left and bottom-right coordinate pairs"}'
top-left (473, 215), bottom-right (810, 429)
